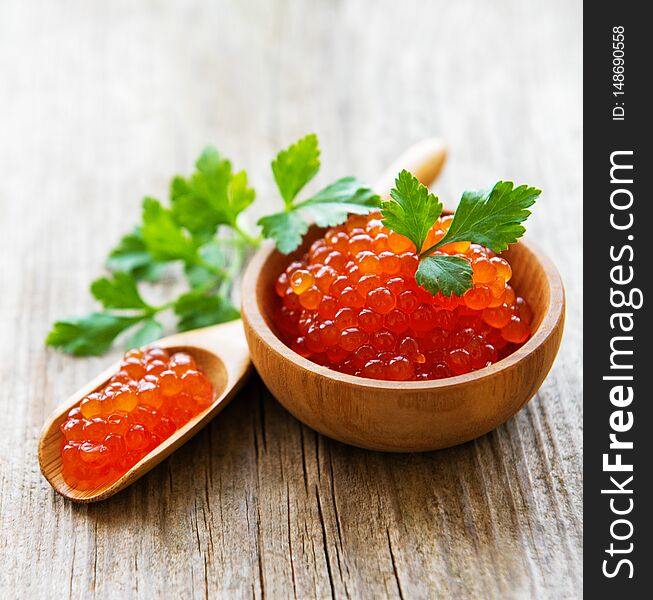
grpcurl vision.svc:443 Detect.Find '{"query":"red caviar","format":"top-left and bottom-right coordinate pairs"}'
top-left (272, 212), bottom-right (532, 381)
top-left (60, 347), bottom-right (214, 490)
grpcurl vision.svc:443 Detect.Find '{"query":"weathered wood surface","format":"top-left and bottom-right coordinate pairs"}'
top-left (0, 0), bottom-right (582, 598)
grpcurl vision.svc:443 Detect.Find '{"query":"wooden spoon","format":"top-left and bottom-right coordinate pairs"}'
top-left (241, 139), bottom-right (565, 452)
top-left (38, 319), bottom-right (250, 502)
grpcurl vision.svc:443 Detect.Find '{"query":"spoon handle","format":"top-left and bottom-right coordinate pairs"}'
top-left (373, 138), bottom-right (447, 199)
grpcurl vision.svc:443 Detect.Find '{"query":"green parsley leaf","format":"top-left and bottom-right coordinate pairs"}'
top-left (261, 135), bottom-right (380, 253)
top-left (173, 291), bottom-right (240, 331)
top-left (379, 171), bottom-right (539, 298)
top-left (170, 176), bottom-right (222, 240)
top-left (90, 272), bottom-right (151, 310)
top-left (259, 176), bottom-right (379, 254)
top-left (434, 181), bottom-right (541, 253)
top-left (415, 255), bottom-right (473, 297)
top-left (124, 318), bottom-right (163, 350)
top-left (298, 177), bottom-right (380, 227)
top-left (141, 197), bottom-right (198, 262)
top-left (381, 170), bottom-right (443, 252)
top-left (257, 211), bottom-right (309, 254)
top-left (48, 135), bottom-right (392, 357)
top-left (46, 313), bottom-right (143, 356)
top-left (226, 170), bottom-right (256, 223)
top-left (106, 228), bottom-right (164, 281)
top-left (183, 241), bottom-right (226, 289)
top-left (272, 134), bottom-right (320, 206)
top-left (171, 146), bottom-right (256, 238)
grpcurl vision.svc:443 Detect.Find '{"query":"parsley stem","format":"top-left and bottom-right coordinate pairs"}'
top-left (419, 242), bottom-right (443, 259)
top-left (234, 223), bottom-right (262, 248)
top-left (420, 233), bottom-right (459, 258)
top-left (150, 300), bottom-right (176, 314)
top-left (192, 257), bottom-right (230, 279)
top-left (219, 242), bottom-right (245, 297)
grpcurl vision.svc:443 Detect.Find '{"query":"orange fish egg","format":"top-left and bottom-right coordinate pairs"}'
top-left (60, 347), bottom-right (214, 491)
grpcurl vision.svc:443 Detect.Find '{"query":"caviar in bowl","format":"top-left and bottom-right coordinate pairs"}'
top-left (242, 223), bottom-right (564, 452)
top-left (270, 213), bottom-right (531, 381)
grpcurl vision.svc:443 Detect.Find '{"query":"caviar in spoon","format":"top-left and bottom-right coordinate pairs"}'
top-left (272, 212), bottom-right (532, 380)
top-left (60, 346), bottom-right (214, 490)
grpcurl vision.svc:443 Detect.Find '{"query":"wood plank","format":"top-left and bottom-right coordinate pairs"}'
top-left (0, 0), bottom-right (582, 597)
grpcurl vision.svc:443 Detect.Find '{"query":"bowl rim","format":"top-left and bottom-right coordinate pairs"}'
top-left (242, 234), bottom-right (565, 391)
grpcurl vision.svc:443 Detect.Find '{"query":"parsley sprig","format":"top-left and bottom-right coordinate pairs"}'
top-left (381, 170), bottom-right (540, 297)
top-left (46, 139), bottom-right (538, 357)
top-left (46, 135), bottom-right (379, 356)
top-left (258, 134), bottom-right (380, 253)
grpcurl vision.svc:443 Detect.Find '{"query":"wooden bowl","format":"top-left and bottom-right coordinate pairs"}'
top-left (241, 227), bottom-right (565, 452)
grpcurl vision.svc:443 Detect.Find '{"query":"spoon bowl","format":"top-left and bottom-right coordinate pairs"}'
top-left (38, 320), bottom-right (250, 502)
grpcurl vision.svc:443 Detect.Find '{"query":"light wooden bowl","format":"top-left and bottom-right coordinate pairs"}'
top-left (241, 232), bottom-right (565, 453)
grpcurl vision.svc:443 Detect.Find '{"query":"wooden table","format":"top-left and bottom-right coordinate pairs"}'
top-left (0, 0), bottom-right (582, 597)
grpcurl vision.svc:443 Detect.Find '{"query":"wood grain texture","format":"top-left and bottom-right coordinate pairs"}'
top-left (0, 0), bottom-right (582, 598)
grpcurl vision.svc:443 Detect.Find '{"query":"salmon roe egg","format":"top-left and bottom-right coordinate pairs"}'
top-left (59, 347), bottom-right (214, 491)
top-left (271, 212), bottom-right (532, 381)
